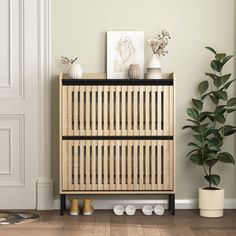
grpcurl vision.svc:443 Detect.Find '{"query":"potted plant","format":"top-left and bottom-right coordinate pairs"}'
top-left (183, 46), bottom-right (236, 217)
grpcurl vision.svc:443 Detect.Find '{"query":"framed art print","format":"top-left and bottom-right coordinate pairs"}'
top-left (107, 31), bottom-right (144, 79)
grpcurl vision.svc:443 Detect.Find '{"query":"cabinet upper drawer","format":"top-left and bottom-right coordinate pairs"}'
top-left (61, 85), bottom-right (174, 137)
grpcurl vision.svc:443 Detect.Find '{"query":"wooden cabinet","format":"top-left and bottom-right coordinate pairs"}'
top-left (59, 73), bottom-right (176, 215)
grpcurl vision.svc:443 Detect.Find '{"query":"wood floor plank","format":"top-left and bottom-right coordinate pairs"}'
top-left (0, 210), bottom-right (235, 236)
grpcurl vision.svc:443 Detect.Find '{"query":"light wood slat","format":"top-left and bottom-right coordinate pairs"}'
top-left (62, 141), bottom-right (68, 190)
top-left (133, 86), bottom-right (138, 135)
top-left (164, 86), bottom-right (169, 135)
top-left (151, 86), bottom-right (156, 136)
top-left (121, 86), bottom-right (127, 136)
top-left (169, 86), bottom-right (174, 135)
top-left (151, 140), bottom-right (156, 190)
top-left (127, 87), bottom-right (133, 135)
top-left (157, 140), bottom-right (162, 190)
top-left (157, 87), bottom-right (162, 136)
top-left (91, 86), bottom-right (97, 135)
top-left (169, 141), bottom-right (174, 190)
top-left (115, 140), bottom-right (120, 190)
top-left (68, 140), bottom-right (73, 190)
top-left (164, 141), bottom-right (170, 190)
top-left (85, 86), bottom-right (91, 136)
top-left (68, 87), bottom-right (73, 136)
top-left (73, 142), bottom-right (78, 189)
top-left (85, 140), bottom-right (91, 190)
top-left (115, 86), bottom-right (121, 135)
top-left (139, 142), bottom-right (144, 190)
top-left (62, 86), bottom-right (68, 136)
top-left (97, 140), bottom-right (103, 190)
top-left (73, 87), bottom-right (79, 135)
top-left (79, 86), bottom-right (85, 136)
top-left (109, 140), bottom-right (115, 190)
top-left (145, 141), bottom-right (150, 190)
top-left (91, 140), bottom-right (97, 190)
top-left (97, 86), bottom-right (103, 136)
top-left (109, 86), bottom-right (115, 135)
top-left (133, 141), bottom-right (138, 190)
top-left (139, 86), bottom-right (144, 135)
top-left (103, 140), bottom-right (109, 190)
top-left (121, 140), bottom-right (127, 190)
top-left (79, 140), bottom-right (85, 190)
top-left (103, 86), bottom-right (109, 135)
top-left (145, 87), bottom-right (150, 136)
top-left (127, 141), bottom-right (132, 190)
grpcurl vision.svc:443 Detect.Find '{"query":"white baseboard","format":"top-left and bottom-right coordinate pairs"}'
top-left (37, 178), bottom-right (54, 210)
top-left (53, 198), bottom-right (236, 210)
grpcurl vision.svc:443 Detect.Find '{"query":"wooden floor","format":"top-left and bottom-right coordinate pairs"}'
top-left (0, 210), bottom-right (235, 236)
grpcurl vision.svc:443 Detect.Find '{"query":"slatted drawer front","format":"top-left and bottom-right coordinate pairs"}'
top-left (62, 85), bottom-right (174, 136)
top-left (61, 140), bottom-right (174, 192)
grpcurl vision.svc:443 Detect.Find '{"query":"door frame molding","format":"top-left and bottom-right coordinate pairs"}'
top-left (37, 0), bottom-right (53, 210)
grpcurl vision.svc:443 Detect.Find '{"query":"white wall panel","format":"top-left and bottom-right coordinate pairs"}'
top-left (0, 115), bottom-right (24, 186)
top-left (0, 0), bottom-right (23, 99)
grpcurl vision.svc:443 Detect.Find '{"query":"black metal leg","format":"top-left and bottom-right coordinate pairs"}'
top-left (60, 194), bottom-right (66, 216)
top-left (168, 195), bottom-right (171, 210)
top-left (169, 194), bottom-right (175, 215)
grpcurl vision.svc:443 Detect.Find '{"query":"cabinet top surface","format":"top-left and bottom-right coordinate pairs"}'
top-left (61, 79), bottom-right (174, 86)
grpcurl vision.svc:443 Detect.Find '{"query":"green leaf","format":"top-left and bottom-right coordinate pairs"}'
top-left (205, 174), bottom-right (220, 186)
top-left (215, 114), bottom-right (225, 124)
top-left (198, 112), bottom-right (208, 122)
top-left (224, 79), bottom-right (236, 89)
top-left (214, 77), bottom-right (222, 88)
top-left (188, 142), bottom-right (201, 148)
top-left (192, 99), bottom-right (203, 110)
top-left (205, 46), bottom-right (217, 54)
top-left (220, 74), bottom-right (231, 84)
top-left (204, 158), bottom-right (218, 167)
top-left (198, 123), bottom-right (209, 132)
top-left (211, 60), bottom-right (222, 72)
top-left (209, 95), bottom-right (219, 105)
top-left (215, 53), bottom-right (226, 61)
top-left (187, 108), bottom-right (199, 120)
top-left (187, 119), bottom-right (199, 125)
top-left (215, 105), bottom-right (226, 115)
top-left (213, 91), bottom-right (227, 100)
top-left (208, 141), bottom-right (220, 151)
top-left (187, 149), bottom-right (199, 157)
top-left (182, 125), bottom-right (193, 130)
top-left (227, 98), bottom-right (236, 107)
top-left (227, 108), bottom-right (236, 113)
top-left (189, 154), bottom-right (203, 165)
top-left (223, 125), bottom-right (236, 136)
top-left (198, 81), bottom-right (209, 95)
top-left (205, 73), bottom-right (219, 80)
top-left (222, 55), bottom-right (233, 66)
top-left (193, 134), bottom-right (203, 143)
top-left (211, 129), bottom-right (222, 141)
top-left (201, 91), bottom-right (212, 100)
top-left (182, 125), bottom-right (200, 132)
top-left (217, 152), bottom-right (235, 164)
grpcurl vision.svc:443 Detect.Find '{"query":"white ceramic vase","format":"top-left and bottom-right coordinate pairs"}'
top-left (199, 188), bottom-right (224, 218)
top-left (146, 54), bottom-right (162, 79)
top-left (69, 63), bottom-right (83, 79)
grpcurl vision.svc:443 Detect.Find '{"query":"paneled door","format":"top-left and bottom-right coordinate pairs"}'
top-left (0, 0), bottom-right (39, 208)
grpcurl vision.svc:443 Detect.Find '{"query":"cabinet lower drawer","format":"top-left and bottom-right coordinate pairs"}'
top-left (60, 140), bottom-right (174, 192)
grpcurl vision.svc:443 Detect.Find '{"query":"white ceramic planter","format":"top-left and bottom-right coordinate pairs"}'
top-left (69, 63), bottom-right (83, 79)
top-left (146, 54), bottom-right (162, 79)
top-left (199, 188), bottom-right (224, 218)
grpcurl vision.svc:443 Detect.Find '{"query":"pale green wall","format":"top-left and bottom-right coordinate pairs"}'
top-left (51, 0), bottom-right (236, 199)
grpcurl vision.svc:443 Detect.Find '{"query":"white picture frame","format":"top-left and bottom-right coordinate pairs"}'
top-left (107, 31), bottom-right (144, 79)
